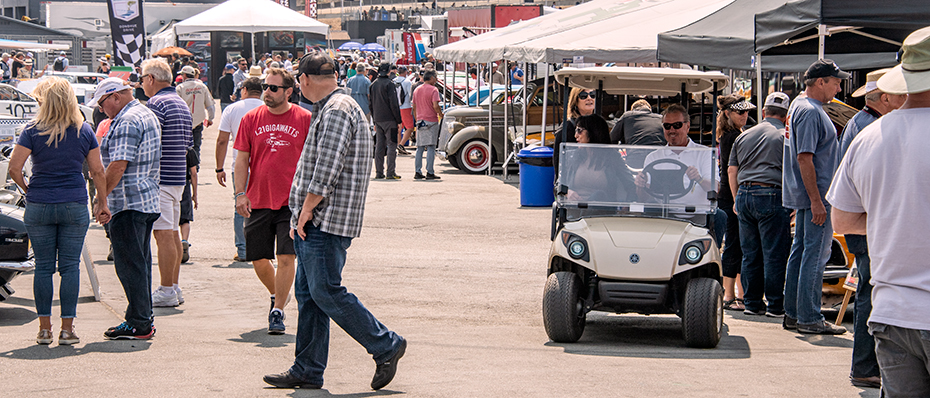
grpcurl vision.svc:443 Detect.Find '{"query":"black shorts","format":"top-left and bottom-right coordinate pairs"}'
top-left (179, 180), bottom-right (193, 224)
top-left (243, 207), bottom-right (295, 261)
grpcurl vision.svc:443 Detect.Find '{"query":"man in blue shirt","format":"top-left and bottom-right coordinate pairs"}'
top-left (90, 77), bottom-right (162, 340)
top-left (782, 59), bottom-right (848, 335)
top-left (347, 64), bottom-right (371, 117)
top-left (509, 62), bottom-right (524, 86)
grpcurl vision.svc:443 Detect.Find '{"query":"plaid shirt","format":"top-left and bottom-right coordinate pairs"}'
top-left (289, 88), bottom-right (372, 238)
top-left (101, 99), bottom-right (162, 214)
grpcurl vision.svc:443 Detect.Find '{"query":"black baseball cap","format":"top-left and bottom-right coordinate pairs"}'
top-left (378, 63), bottom-right (392, 76)
top-left (298, 52), bottom-right (336, 76)
top-left (804, 59), bottom-right (851, 80)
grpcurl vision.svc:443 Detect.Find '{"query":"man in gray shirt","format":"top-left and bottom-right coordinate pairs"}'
top-left (727, 92), bottom-right (791, 318)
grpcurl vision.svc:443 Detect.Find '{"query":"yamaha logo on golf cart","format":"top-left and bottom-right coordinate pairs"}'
top-left (629, 254), bottom-right (640, 264)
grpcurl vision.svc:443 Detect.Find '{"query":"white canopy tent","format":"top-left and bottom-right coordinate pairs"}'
top-left (174, 0), bottom-right (329, 59)
top-left (0, 39), bottom-right (69, 52)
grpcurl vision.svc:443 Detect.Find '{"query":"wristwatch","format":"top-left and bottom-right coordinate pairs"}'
top-left (215, 168), bottom-right (224, 173)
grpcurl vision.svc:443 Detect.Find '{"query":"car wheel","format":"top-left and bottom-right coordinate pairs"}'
top-left (543, 271), bottom-right (586, 343)
top-left (458, 139), bottom-right (491, 174)
top-left (682, 277), bottom-right (723, 348)
top-left (447, 154), bottom-right (461, 170)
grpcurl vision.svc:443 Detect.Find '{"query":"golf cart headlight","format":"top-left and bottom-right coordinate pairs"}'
top-left (685, 246), bottom-right (702, 263)
top-left (569, 241), bottom-right (586, 259)
top-left (678, 239), bottom-right (710, 265)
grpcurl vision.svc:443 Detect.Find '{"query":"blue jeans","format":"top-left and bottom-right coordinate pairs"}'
top-left (847, 234), bottom-right (879, 378)
top-left (415, 145), bottom-right (436, 174)
top-left (736, 186), bottom-right (790, 314)
top-left (710, 208), bottom-right (727, 249)
top-left (231, 171), bottom-right (246, 258)
top-left (109, 210), bottom-right (159, 329)
top-left (784, 206), bottom-right (832, 324)
top-left (25, 201), bottom-right (90, 318)
top-left (289, 224), bottom-right (402, 384)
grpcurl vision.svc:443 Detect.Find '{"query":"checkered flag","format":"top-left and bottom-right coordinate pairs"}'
top-left (307, 0), bottom-right (317, 18)
top-left (114, 33), bottom-right (145, 66)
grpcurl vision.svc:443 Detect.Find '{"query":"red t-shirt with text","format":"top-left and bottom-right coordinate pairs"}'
top-left (233, 105), bottom-right (311, 209)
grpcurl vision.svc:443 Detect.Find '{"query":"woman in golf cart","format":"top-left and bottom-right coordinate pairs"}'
top-left (562, 115), bottom-right (636, 203)
top-left (553, 87), bottom-right (597, 177)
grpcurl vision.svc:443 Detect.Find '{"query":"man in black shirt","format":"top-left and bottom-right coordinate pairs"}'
top-left (216, 63), bottom-right (236, 111)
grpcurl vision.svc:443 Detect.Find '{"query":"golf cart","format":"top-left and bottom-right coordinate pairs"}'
top-left (543, 67), bottom-right (729, 348)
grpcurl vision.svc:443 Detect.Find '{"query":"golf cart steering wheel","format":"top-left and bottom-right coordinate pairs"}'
top-left (641, 158), bottom-right (696, 201)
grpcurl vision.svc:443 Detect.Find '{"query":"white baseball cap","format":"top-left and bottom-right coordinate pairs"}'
top-left (87, 77), bottom-right (132, 107)
top-left (763, 92), bottom-right (790, 110)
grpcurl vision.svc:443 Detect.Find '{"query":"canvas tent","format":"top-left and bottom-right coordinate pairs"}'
top-left (174, 0), bottom-right (329, 58)
top-left (433, 0), bottom-right (732, 64)
top-left (0, 39), bottom-right (69, 52)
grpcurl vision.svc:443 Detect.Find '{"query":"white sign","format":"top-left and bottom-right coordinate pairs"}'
top-left (573, 56), bottom-right (584, 64)
top-left (85, 40), bottom-right (107, 50)
top-left (179, 33), bottom-right (210, 41)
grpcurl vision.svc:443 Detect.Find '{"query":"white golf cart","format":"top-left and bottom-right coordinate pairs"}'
top-left (542, 67), bottom-right (729, 348)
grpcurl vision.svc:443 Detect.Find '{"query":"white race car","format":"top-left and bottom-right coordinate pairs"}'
top-left (17, 71), bottom-right (109, 106)
top-left (0, 84), bottom-right (38, 118)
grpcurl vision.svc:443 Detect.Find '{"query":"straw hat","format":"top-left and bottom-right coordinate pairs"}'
top-left (852, 68), bottom-right (892, 97)
top-left (878, 26), bottom-right (930, 95)
top-left (248, 65), bottom-right (263, 77)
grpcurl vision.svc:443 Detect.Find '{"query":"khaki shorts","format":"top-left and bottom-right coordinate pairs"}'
top-left (153, 185), bottom-right (184, 231)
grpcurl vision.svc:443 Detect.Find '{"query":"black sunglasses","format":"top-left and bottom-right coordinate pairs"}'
top-left (733, 109), bottom-right (748, 115)
top-left (662, 121), bottom-right (685, 130)
top-left (577, 90), bottom-right (597, 100)
top-left (262, 83), bottom-right (291, 92)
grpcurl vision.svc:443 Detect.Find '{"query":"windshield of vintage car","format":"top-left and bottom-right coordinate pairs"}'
top-left (558, 143), bottom-right (717, 221)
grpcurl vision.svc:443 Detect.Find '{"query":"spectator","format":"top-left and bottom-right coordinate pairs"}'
top-left (411, 69), bottom-right (443, 180)
top-left (10, 52), bottom-right (24, 79)
top-left (9, 77), bottom-right (108, 345)
top-left (369, 63), bottom-right (403, 180)
top-left (394, 66), bottom-right (414, 154)
top-left (96, 57), bottom-right (111, 75)
top-left (553, 87), bottom-right (596, 178)
top-left (53, 51), bottom-right (68, 72)
top-left (347, 64), bottom-right (371, 117)
top-left (179, 146), bottom-right (199, 263)
top-left (17, 59), bottom-right (41, 79)
top-left (176, 65), bottom-right (215, 157)
top-left (509, 62), bottom-right (524, 85)
top-left (233, 58), bottom-right (249, 90)
top-left (217, 63), bottom-right (236, 112)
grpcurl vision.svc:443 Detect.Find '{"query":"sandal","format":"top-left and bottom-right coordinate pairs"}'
top-left (723, 298), bottom-right (745, 311)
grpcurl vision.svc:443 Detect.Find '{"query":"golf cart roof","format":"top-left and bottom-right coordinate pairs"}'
top-left (554, 67), bottom-right (729, 96)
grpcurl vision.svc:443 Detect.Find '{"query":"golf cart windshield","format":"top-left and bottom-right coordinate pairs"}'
top-left (558, 143), bottom-right (717, 222)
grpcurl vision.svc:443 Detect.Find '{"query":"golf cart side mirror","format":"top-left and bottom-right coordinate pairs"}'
top-left (706, 190), bottom-right (717, 201)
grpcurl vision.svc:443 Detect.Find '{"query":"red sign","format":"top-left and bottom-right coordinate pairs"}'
top-left (403, 32), bottom-right (416, 65)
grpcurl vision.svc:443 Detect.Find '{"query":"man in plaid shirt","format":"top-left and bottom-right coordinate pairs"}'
top-left (91, 77), bottom-right (162, 340)
top-left (263, 53), bottom-right (406, 391)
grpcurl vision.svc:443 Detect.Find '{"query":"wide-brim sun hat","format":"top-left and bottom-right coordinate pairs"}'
top-left (248, 65), bottom-right (263, 77)
top-left (852, 68), bottom-right (893, 97)
top-left (878, 26), bottom-right (930, 95)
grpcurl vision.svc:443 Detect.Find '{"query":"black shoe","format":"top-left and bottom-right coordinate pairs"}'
top-left (765, 310), bottom-right (785, 318)
top-left (374, 173), bottom-right (385, 179)
top-left (743, 308), bottom-right (766, 316)
top-left (107, 246), bottom-right (114, 261)
top-left (425, 173), bottom-right (441, 180)
top-left (397, 145), bottom-right (409, 155)
top-left (783, 316), bottom-right (798, 330)
top-left (385, 174), bottom-right (402, 180)
top-left (798, 320), bottom-right (846, 335)
top-left (263, 370), bottom-right (322, 389)
top-left (850, 376), bottom-right (881, 388)
top-left (104, 322), bottom-right (155, 340)
top-left (371, 337), bottom-right (406, 390)
top-left (414, 172), bottom-right (425, 180)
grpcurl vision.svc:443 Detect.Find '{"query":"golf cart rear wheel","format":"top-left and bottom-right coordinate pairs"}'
top-left (682, 277), bottom-right (723, 348)
top-left (458, 139), bottom-right (491, 173)
top-left (543, 271), bottom-right (586, 343)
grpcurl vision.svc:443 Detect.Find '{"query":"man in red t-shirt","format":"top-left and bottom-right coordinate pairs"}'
top-left (233, 68), bottom-right (311, 335)
top-left (411, 70), bottom-right (443, 180)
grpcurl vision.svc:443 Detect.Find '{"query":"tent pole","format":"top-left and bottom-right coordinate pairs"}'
top-left (561, 76), bottom-right (569, 148)
top-left (251, 33), bottom-right (256, 65)
top-left (756, 52), bottom-right (764, 123)
top-left (818, 24), bottom-right (826, 59)
top-left (487, 62), bottom-right (493, 176)
top-left (539, 63), bottom-right (548, 148)
top-left (522, 61), bottom-right (527, 149)
top-left (712, 82), bottom-right (718, 148)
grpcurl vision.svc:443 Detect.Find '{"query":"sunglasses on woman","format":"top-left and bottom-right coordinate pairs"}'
top-left (262, 83), bottom-right (290, 92)
top-left (732, 109), bottom-right (748, 115)
top-left (577, 90), bottom-right (597, 100)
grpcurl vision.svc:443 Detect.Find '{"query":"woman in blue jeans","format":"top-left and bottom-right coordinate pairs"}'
top-left (9, 77), bottom-right (109, 345)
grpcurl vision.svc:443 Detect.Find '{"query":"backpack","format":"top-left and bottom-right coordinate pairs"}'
top-left (53, 57), bottom-right (64, 72)
top-left (394, 80), bottom-right (406, 105)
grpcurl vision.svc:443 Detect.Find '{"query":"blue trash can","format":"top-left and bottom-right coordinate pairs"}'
top-left (517, 146), bottom-right (555, 207)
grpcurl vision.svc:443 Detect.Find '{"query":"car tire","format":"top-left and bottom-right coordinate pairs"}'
top-left (447, 153), bottom-right (461, 170)
top-left (542, 271), bottom-right (585, 343)
top-left (682, 277), bottom-right (723, 348)
top-left (457, 139), bottom-right (491, 174)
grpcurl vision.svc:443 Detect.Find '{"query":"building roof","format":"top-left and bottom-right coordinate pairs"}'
top-left (0, 15), bottom-right (77, 37)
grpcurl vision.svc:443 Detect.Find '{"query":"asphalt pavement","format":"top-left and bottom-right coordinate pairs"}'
top-left (0, 116), bottom-right (880, 397)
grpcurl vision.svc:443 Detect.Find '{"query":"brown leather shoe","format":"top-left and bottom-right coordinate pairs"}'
top-left (850, 376), bottom-right (881, 388)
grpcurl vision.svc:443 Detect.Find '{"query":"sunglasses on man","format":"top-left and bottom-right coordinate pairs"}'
top-left (662, 121), bottom-right (685, 130)
top-left (262, 83), bottom-right (291, 92)
top-left (577, 90), bottom-right (597, 100)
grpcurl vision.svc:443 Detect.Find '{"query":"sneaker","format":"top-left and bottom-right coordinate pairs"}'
top-left (104, 322), bottom-right (155, 340)
top-left (397, 145), bottom-right (409, 155)
top-left (743, 308), bottom-right (766, 316)
top-left (152, 286), bottom-right (179, 307)
top-left (425, 173), bottom-right (441, 180)
top-left (175, 286), bottom-right (184, 305)
top-left (385, 174), bottom-right (402, 180)
top-left (414, 172), bottom-right (425, 180)
top-left (268, 309), bottom-right (286, 335)
top-left (36, 329), bottom-right (53, 345)
top-left (263, 370), bottom-right (322, 389)
top-left (374, 173), bottom-right (385, 179)
top-left (765, 310), bottom-right (785, 318)
top-left (798, 320), bottom-right (847, 335)
top-left (181, 240), bottom-right (190, 263)
top-left (783, 316), bottom-right (798, 330)
top-left (371, 337), bottom-right (406, 390)
top-left (107, 246), bottom-right (114, 262)
top-left (270, 294), bottom-right (291, 312)
top-left (59, 329), bottom-right (80, 345)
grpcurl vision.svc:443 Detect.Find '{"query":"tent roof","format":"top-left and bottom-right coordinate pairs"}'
top-left (433, 0), bottom-right (732, 64)
top-left (554, 67), bottom-right (729, 96)
top-left (0, 38), bottom-right (69, 51)
top-left (174, 0), bottom-right (329, 36)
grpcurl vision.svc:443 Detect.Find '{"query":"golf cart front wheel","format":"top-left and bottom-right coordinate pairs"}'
top-left (682, 277), bottom-right (723, 348)
top-left (543, 271), bottom-right (586, 343)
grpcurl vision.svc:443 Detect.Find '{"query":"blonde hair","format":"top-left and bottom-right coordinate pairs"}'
top-left (30, 77), bottom-right (83, 147)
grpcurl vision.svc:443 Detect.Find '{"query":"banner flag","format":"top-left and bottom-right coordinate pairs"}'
top-left (106, 0), bottom-right (146, 67)
top-left (403, 32), bottom-right (416, 64)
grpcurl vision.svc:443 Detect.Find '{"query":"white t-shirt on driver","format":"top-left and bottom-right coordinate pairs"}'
top-left (827, 108), bottom-right (930, 331)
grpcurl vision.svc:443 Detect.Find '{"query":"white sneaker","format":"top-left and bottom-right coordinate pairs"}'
top-left (152, 286), bottom-right (179, 307)
top-left (174, 286), bottom-right (184, 305)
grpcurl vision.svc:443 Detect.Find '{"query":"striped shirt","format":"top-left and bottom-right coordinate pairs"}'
top-left (289, 88), bottom-right (372, 238)
top-left (101, 100), bottom-right (161, 214)
top-left (146, 87), bottom-right (193, 186)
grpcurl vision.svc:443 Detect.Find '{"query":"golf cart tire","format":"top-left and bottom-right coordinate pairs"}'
top-left (543, 271), bottom-right (586, 343)
top-left (682, 277), bottom-right (723, 348)
top-left (458, 139), bottom-right (491, 174)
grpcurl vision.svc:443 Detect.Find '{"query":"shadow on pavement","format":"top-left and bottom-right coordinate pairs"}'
top-left (285, 388), bottom-right (403, 397)
top-left (213, 262), bottom-right (253, 269)
top-left (0, 340), bottom-right (151, 360)
top-left (153, 307), bottom-right (184, 317)
top-left (795, 334), bottom-right (853, 348)
top-left (229, 328), bottom-right (294, 348)
top-left (546, 314), bottom-right (751, 359)
top-left (0, 306), bottom-right (36, 326)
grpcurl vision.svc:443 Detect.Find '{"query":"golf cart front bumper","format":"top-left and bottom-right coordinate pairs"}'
top-left (598, 281), bottom-right (668, 308)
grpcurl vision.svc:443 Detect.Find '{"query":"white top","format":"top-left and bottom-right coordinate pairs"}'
top-left (218, 98), bottom-right (263, 169)
top-left (827, 108), bottom-right (930, 331)
top-left (643, 139), bottom-right (717, 206)
top-left (177, 78), bottom-right (215, 125)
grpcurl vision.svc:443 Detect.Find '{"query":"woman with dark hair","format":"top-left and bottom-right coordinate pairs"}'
top-left (564, 114), bottom-right (636, 202)
top-left (574, 114), bottom-right (611, 144)
top-left (716, 93), bottom-right (756, 311)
